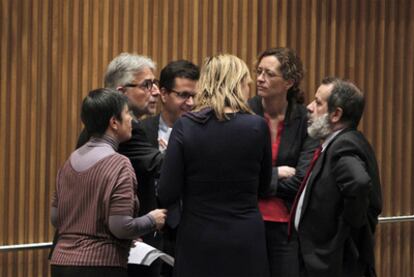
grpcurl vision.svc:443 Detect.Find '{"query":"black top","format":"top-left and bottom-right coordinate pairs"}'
top-left (158, 109), bottom-right (272, 277)
top-left (248, 95), bottom-right (319, 204)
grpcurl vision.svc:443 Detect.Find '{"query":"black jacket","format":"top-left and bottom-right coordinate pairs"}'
top-left (297, 128), bottom-right (382, 277)
top-left (248, 95), bottom-right (319, 204)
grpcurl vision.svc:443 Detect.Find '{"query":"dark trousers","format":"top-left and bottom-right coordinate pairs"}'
top-left (297, 244), bottom-right (371, 277)
top-left (51, 265), bottom-right (127, 277)
top-left (127, 262), bottom-right (162, 277)
top-left (265, 221), bottom-right (300, 277)
top-left (160, 227), bottom-right (177, 277)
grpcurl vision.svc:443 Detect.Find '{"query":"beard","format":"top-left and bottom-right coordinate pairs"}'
top-left (307, 113), bottom-right (332, 139)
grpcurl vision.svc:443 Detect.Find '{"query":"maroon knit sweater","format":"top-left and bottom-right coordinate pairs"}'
top-left (50, 153), bottom-right (138, 268)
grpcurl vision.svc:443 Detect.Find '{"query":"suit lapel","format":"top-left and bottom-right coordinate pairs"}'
top-left (144, 115), bottom-right (160, 148)
top-left (278, 116), bottom-right (301, 160)
top-left (300, 149), bottom-right (326, 216)
top-left (300, 129), bottom-right (349, 217)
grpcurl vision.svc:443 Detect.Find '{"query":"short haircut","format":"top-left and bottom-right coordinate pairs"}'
top-left (322, 77), bottom-right (365, 128)
top-left (81, 88), bottom-right (129, 136)
top-left (159, 60), bottom-right (200, 90)
top-left (104, 53), bottom-right (156, 88)
top-left (194, 54), bottom-right (253, 120)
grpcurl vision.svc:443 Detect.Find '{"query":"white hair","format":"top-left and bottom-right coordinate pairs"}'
top-left (104, 53), bottom-right (156, 88)
top-left (307, 113), bottom-right (332, 140)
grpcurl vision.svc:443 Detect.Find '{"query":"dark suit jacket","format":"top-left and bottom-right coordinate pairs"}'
top-left (248, 95), bottom-right (319, 204)
top-left (76, 118), bottom-right (164, 216)
top-left (139, 115), bottom-right (161, 216)
top-left (142, 114), bottom-right (183, 229)
top-left (141, 115), bottom-right (160, 148)
top-left (158, 110), bottom-right (272, 277)
top-left (297, 128), bottom-right (382, 277)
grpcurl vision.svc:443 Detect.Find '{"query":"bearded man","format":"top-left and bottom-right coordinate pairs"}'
top-left (292, 77), bottom-right (382, 277)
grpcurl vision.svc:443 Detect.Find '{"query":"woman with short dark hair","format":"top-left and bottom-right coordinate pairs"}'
top-left (50, 88), bottom-right (166, 277)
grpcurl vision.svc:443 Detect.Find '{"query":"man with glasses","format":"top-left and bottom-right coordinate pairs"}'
top-left (105, 54), bottom-right (161, 118)
top-left (139, 60), bottom-right (199, 277)
top-left (77, 53), bottom-right (163, 180)
top-left (75, 53), bottom-right (166, 275)
top-left (142, 60), bottom-right (200, 151)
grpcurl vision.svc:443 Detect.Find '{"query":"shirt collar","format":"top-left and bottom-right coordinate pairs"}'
top-left (321, 128), bottom-right (344, 152)
top-left (159, 114), bottom-right (171, 132)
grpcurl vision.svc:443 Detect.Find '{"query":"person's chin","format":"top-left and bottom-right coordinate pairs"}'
top-left (181, 108), bottom-right (192, 114)
top-left (131, 105), bottom-right (148, 117)
top-left (147, 107), bottom-right (156, 115)
top-left (257, 90), bottom-right (268, 97)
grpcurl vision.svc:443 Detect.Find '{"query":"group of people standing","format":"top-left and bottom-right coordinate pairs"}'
top-left (50, 47), bottom-right (382, 277)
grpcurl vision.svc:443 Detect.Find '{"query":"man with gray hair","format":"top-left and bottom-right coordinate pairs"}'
top-left (105, 52), bottom-right (160, 118)
top-left (76, 53), bottom-right (165, 276)
top-left (77, 52), bottom-right (163, 175)
top-left (291, 77), bottom-right (382, 276)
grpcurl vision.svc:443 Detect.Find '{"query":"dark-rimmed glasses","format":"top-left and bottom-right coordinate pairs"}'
top-left (169, 89), bottom-right (196, 100)
top-left (124, 79), bottom-right (160, 91)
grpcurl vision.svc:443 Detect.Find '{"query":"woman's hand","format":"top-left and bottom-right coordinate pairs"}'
top-left (148, 209), bottom-right (167, 230)
top-left (277, 166), bottom-right (296, 178)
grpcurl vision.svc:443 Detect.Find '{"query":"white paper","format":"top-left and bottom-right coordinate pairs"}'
top-left (128, 241), bottom-right (174, 266)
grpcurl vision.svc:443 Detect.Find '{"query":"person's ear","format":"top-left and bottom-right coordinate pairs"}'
top-left (285, 79), bottom-right (294, 91)
top-left (109, 116), bottom-right (119, 131)
top-left (330, 107), bottom-right (343, 124)
top-left (160, 88), bottom-right (168, 103)
top-left (116, 86), bottom-right (126, 93)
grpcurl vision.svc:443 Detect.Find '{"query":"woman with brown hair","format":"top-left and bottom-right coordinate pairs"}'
top-left (249, 47), bottom-right (318, 276)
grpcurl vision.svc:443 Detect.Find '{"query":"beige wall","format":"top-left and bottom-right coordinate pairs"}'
top-left (1, 0), bottom-right (413, 276)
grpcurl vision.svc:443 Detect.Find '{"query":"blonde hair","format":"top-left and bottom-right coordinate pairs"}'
top-left (194, 54), bottom-right (253, 120)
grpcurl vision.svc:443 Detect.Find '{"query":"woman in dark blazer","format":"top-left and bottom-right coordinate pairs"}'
top-left (158, 54), bottom-right (272, 277)
top-left (248, 47), bottom-right (318, 277)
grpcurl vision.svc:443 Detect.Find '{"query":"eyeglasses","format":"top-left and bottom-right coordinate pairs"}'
top-left (254, 68), bottom-right (283, 79)
top-left (169, 89), bottom-right (197, 100)
top-left (124, 79), bottom-right (160, 91)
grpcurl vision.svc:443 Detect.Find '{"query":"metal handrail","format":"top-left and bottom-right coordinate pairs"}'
top-left (378, 215), bottom-right (414, 223)
top-left (1, 215), bottom-right (413, 252)
top-left (0, 242), bottom-right (53, 251)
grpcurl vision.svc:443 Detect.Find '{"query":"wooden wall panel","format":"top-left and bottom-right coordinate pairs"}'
top-left (0, 0), bottom-right (413, 276)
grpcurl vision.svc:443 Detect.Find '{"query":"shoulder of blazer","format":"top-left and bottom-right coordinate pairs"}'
top-left (327, 128), bottom-right (376, 162)
top-left (141, 114), bottom-right (160, 130)
top-left (326, 128), bottom-right (360, 150)
top-left (286, 102), bottom-right (307, 123)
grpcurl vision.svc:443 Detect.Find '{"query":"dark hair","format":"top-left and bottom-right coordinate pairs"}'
top-left (81, 88), bottom-right (129, 136)
top-left (257, 47), bottom-right (305, 104)
top-left (159, 60), bottom-right (200, 91)
top-left (322, 77), bottom-right (365, 128)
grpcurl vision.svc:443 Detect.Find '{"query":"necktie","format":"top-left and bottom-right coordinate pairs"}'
top-left (288, 146), bottom-right (322, 236)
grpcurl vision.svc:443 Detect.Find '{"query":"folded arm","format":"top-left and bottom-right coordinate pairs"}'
top-left (271, 137), bottom-right (319, 200)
